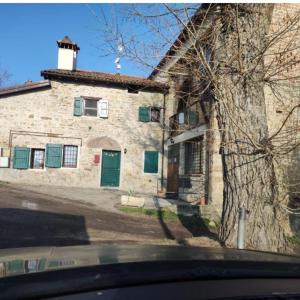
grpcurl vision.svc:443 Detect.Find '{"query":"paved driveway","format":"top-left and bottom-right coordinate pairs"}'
top-left (0, 183), bottom-right (217, 249)
top-left (11, 183), bottom-right (123, 213)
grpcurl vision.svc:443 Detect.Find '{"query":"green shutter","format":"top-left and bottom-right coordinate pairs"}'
top-left (45, 144), bottom-right (62, 168)
top-left (74, 97), bottom-right (82, 116)
top-left (188, 110), bottom-right (198, 126)
top-left (144, 151), bottom-right (159, 173)
top-left (13, 147), bottom-right (30, 169)
top-left (139, 107), bottom-right (150, 122)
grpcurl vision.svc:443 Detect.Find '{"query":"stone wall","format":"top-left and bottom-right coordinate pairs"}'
top-left (0, 80), bottom-right (166, 195)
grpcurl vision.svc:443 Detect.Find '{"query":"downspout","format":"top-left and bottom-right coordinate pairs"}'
top-left (160, 92), bottom-right (167, 193)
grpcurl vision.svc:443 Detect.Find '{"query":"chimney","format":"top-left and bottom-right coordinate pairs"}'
top-left (57, 36), bottom-right (80, 71)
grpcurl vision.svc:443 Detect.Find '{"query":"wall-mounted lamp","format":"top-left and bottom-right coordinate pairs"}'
top-left (124, 148), bottom-right (127, 154)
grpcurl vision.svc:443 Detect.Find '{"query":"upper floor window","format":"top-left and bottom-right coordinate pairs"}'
top-left (127, 86), bottom-right (139, 94)
top-left (73, 97), bottom-right (108, 118)
top-left (139, 106), bottom-right (161, 123)
top-left (84, 99), bottom-right (98, 117)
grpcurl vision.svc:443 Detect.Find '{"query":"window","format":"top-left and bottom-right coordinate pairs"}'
top-left (63, 145), bottom-right (78, 168)
top-left (185, 137), bottom-right (203, 175)
top-left (128, 86), bottom-right (139, 94)
top-left (150, 107), bottom-right (161, 122)
top-left (30, 149), bottom-right (45, 169)
top-left (139, 106), bottom-right (161, 123)
top-left (84, 99), bottom-right (98, 117)
top-left (144, 151), bottom-right (159, 173)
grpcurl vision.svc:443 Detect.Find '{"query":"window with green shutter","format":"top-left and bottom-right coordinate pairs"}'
top-left (138, 107), bottom-right (150, 122)
top-left (13, 147), bottom-right (30, 169)
top-left (144, 151), bottom-right (159, 173)
top-left (73, 97), bottom-right (82, 116)
top-left (45, 144), bottom-right (62, 168)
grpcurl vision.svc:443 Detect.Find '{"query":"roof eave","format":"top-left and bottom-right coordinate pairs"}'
top-left (41, 71), bottom-right (169, 93)
top-left (0, 80), bottom-right (51, 97)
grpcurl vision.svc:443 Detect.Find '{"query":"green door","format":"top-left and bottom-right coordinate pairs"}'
top-left (101, 150), bottom-right (121, 187)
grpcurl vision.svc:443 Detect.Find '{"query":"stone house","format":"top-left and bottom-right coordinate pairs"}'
top-left (0, 4), bottom-right (298, 222)
top-left (0, 36), bottom-right (169, 195)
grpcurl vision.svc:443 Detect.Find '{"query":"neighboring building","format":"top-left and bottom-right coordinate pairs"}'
top-left (151, 3), bottom-right (300, 218)
top-left (150, 4), bottom-right (224, 218)
top-left (0, 36), bottom-right (169, 195)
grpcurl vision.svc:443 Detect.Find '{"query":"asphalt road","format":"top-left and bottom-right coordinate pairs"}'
top-left (0, 184), bottom-right (200, 249)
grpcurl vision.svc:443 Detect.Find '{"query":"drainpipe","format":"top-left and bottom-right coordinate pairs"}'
top-left (160, 92), bottom-right (167, 192)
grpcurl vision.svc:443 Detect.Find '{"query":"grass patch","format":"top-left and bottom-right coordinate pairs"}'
top-left (118, 206), bottom-right (215, 232)
top-left (287, 235), bottom-right (300, 246)
top-left (119, 206), bottom-right (179, 221)
top-left (0, 181), bottom-right (9, 186)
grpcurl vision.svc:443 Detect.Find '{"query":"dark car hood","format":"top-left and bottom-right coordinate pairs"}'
top-left (0, 244), bottom-right (300, 277)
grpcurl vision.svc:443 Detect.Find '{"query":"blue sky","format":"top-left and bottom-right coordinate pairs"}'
top-left (0, 4), bottom-right (164, 86)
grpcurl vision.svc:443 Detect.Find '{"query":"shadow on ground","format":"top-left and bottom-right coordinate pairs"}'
top-left (155, 201), bottom-right (218, 244)
top-left (0, 208), bottom-right (89, 249)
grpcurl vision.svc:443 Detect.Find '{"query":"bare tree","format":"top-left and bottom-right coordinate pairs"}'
top-left (0, 66), bottom-right (10, 88)
top-left (97, 3), bottom-right (300, 252)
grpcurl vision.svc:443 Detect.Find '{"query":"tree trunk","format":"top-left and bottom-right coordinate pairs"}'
top-left (214, 4), bottom-right (291, 252)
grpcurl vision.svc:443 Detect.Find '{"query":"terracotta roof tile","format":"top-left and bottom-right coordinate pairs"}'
top-left (0, 80), bottom-right (51, 97)
top-left (41, 69), bottom-right (169, 92)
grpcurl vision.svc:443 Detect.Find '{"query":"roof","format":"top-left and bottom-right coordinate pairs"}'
top-left (41, 69), bottom-right (169, 92)
top-left (148, 3), bottom-right (216, 79)
top-left (57, 36), bottom-right (80, 51)
top-left (0, 80), bottom-right (51, 97)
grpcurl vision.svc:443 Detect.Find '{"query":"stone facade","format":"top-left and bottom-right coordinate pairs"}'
top-left (0, 79), bottom-right (167, 195)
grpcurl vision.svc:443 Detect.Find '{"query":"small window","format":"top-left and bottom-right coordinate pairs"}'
top-left (30, 148), bottom-right (45, 169)
top-left (84, 99), bottom-right (98, 117)
top-left (128, 86), bottom-right (139, 94)
top-left (63, 145), bottom-right (78, 168)
top-left (150, 107), bottom-right (161, 122)
top-left (185, 137), bottom-right (203, 175)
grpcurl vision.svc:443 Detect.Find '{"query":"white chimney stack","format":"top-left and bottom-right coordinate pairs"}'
top-left (57, 36), bottom-right (80, 71)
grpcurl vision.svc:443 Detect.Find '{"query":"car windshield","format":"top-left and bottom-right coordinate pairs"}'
top-left (0, 2), bottom-right (299, 279)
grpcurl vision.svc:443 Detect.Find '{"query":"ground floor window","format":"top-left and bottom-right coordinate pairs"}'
top-left (184, 137), bottom-right (203, 175)
top-left (62, 145), bottom-right (78, 168)
top-left (30, 148), bottom-right (45, 169)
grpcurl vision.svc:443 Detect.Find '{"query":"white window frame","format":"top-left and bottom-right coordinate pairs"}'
top-left (30, 148), bottom-right (46, 170)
